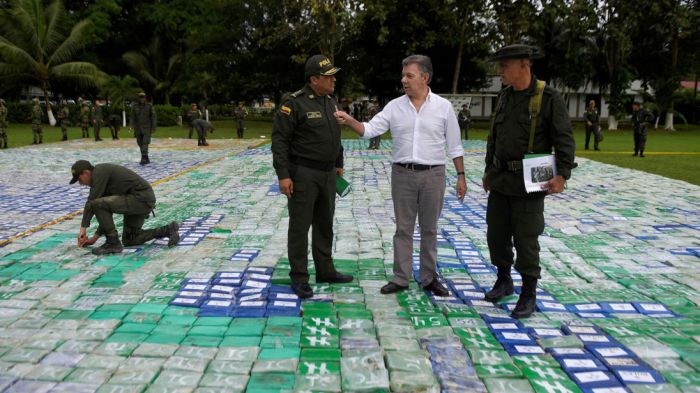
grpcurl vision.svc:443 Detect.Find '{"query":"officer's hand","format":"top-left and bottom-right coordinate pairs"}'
top-left (83, 234), bottom-right (99, 247)
top-left (456, 176), bottom-right (467, 202)
top-left (586, 121), bottom-right (592, 126)
top-left (541, 175), bottom-right (565, 194)
top-left (279, 178), bottom-right (293, 198)
top-left (482, 175), bottom-right (490, 192)
top-left (336, 168), bottom-right (344, 177)
top-left (77, 227), bottom-right (88, 247)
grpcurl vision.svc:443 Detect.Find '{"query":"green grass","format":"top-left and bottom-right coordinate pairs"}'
top-left (3, 119), bottom-right (699, 186)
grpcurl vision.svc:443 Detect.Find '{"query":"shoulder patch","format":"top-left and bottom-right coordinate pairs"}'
top-left (280, 105), bottom-right (292, 115)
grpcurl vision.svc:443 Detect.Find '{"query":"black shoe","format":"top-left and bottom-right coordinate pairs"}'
top-left (92, 235), bottom-right (124, 255)
top-left (640, 151), bottom-right (645, 157)
top-left (485, 266), bottom-right (514, 302)
top-left (316, 272), bottom-right (353, 284)
top-left (201, 142), bottom-right (209, 146)
top-left (145, 156), bottom-right (150, 164)
top-left (423, 278), bottom-right (449, 297)
top-left (594, 148), bottom-right (600, 151)
top-left (380, 282), bottom-right (408, 294)
top-left (291, 282), bottom-right (313, 299)
top-left (511, 275), bottom-right (537, 319)
top-left (139, 156), bottom-right (147, 166)
top-left (166, 221), bottom-right (180, 247)
top-left (633, 152), bottom-right (638, 157)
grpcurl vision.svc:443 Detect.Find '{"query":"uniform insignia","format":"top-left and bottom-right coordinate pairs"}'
top-left (307, 111), bottom-right (322, 119)
top-left (280, 106), bottom-right (292, 115)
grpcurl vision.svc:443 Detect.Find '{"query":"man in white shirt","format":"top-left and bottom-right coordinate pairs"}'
top-left (335, 55), bottom-right (467, 296)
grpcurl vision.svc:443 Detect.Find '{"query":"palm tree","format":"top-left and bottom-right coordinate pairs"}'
top-left (122, 37), bottom-right (185, 105)
top-left (0, 0), bottom-right (105, 124)
top-left (101, 75), bottom-right (141, 127)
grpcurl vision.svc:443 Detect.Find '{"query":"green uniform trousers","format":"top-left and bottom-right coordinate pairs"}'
top-left (89, 195), bottom-right (157, 246)
top-left (287, 165), bottom-right (338, 284)
top-left (486, 190), bottom-right (545, 279)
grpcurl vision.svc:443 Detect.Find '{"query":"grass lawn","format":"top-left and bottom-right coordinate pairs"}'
top-left (3, 119), bottom-right (699, 186)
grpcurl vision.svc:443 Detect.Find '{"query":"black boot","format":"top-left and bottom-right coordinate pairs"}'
top-left (633, 150), bottom-right (638, 157)
top-left (145, 155), bottom-right (150, 164)
top-left (485, 265), bottom-right (514, 302)
top-left (511, 275), bottom-right (537, 319)
top-left (92, 234), bottom-right (124, 255)
top-left (639, 149), bottom-right (645, 158)
top-left (140, 155), bottom-right (147, 166)
top-left (154, 221), bottom-right (180, 247)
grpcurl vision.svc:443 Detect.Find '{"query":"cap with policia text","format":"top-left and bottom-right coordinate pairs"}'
top-left (70, 160), bottom-right (94, 184)
top-left (305, 55), bottom-right (341, 78)
top-left (488, 44), bottom-right (544, 61)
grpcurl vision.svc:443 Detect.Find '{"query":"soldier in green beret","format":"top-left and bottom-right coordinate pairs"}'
top-left (57, 101), bottom-right (70, 141)
top-left (482, 44), bottom-right (576, 319)
top-left (31, 98), bottom-right (43, 144)
top-left (80, 100), bottom-right (90, 138)
top-left (0, 99), bottom-right (8, 148)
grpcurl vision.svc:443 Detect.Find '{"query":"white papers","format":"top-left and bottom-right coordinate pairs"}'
top-left (523, 154), bottom-right (556, 193)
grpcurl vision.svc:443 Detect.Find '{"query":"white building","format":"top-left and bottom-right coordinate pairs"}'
top-left (442, 76), bottom-right (647, 120)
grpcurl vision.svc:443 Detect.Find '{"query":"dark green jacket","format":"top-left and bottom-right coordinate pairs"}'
top-left (92, 106), bottom-right (103, 121)
top-left (0, 106), bottom-right (7, 128)
top-left (485, 75), bottom-right (576, 196)
top-left (583, 108), bottom-right (599, 125)
top-left (632, 108), bottom-right (654, 133)
top-left (130, 102), bottom-right (157, 134)
top-left (82, 164), bottom-right (156, 228)
top-left (271, 85), bottom-right (344, 180)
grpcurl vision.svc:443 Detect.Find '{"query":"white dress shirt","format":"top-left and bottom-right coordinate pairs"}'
top-left (362, 90), bottom-right (463, 165)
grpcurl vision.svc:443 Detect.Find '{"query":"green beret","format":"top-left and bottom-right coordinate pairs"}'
top-left (489, 44), bottom-right (544, 61)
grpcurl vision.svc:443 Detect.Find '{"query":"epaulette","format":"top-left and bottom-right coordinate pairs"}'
top-left (290, 90), bottom-right (304, 98)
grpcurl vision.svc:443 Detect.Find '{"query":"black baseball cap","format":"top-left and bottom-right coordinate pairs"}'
top-left (305, 55), bottom-right (340, 78)
top-left (489, 44), bottom-right (544, 61)
top-left (70, 160), bottom-right (94, 184)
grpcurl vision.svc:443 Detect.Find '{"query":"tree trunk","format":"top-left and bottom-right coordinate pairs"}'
top-left (42, 87), bottom-right (56, 126)
top-left (693, 72), bottom-right (698, 124)
top-left (607, 115), bottom-right (618, 130)
top-left (664, 111), bottom-right (675, 131)
top-left (451, 17), bottom-right (468, 94)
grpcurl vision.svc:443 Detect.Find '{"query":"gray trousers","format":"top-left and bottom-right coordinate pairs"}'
top-left (390, 164), bottom-right (445, 287)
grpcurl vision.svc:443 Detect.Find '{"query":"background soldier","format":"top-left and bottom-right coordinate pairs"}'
top-left (57, 101), bottom-right (70, 141)
top-left (583, 100), bottom-right (601, 150)
top-left (365, 99), bottom-right (381, 149)
top-left (186, 103), bottom-right (201, 139)
top-left (80, 100), bottom-right (90, 138)
top-left (458, 103), bottom-right (472, 140)
top-left (92, 100), bottom-right (104, 141)
top-left (632, 101), bottom-right (654, 157)
top-left (70, 160), bottom-right (180, 255)
top-left (0, 99), bottom-right (7, 148)
top-left (192, 118), bottom-right (214, 146)
top-left (108, 113), bottom-right (121, 140)
top-left (482, 44), bottom-right (575, 319)
top-left (234, 102), bottom-right (247, 138)
top-left (271, 54), bottom-right (352, 299)
top-left (31, 98), bottom-right (43, 144)
top-left (130, 92), bottom-right (157, 165)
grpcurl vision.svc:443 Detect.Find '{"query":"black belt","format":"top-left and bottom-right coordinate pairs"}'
top-left (492, 157), bottom-right (522, 172)
top-left (394, 163), bottom-right (444, 171)
top-left (292, 156), bottom-right (335, 172)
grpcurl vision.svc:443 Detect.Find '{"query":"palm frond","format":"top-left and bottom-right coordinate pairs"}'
top-left (123, 51), bottom-right (159, 86)
top-left (49, 61), bottom-right (106, 88)
top-left (48, 19), bottom-right (91, 66)
top-left (43, 0), bottom-right (67, 55)
top-left (0, 38), bottom-right (39, 70)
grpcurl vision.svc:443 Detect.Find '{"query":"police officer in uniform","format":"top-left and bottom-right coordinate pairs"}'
top-left (482, 44), bottom-right (575, 319)
top-left (108, 113), bottom-right (121, 140)
top-left (458, 103), bottom-right (472, 140)
top-left (130, 92), bottom-right (157, 165)
top-left (192, 118), bottom-right (214, 146)
top-left (57, 101), bottom-right (70, 141)
top-left (92, 100), bottom-right (104, 141)
top-left (186, 103), bottom-right (201, 139)
top-left (271, 54), bottom-right (353, 298)
top-left (631, 101), bottom-right (653, 157)
top-left (234, 102), bottom-right (247, 139)
top-left (80, 100), bottom-right (91, 138)
top-left (365, 100), bottom-right (381, 149)
top-left (71, 160), bottom-right (180, 255)
top-left (30, 98), bottom-right (43, 144)
top-left (583, 100), bottom-right (600, 150)
top-left (0, 99), bottom-right (8, 149)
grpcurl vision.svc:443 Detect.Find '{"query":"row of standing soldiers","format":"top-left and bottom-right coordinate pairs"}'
top-left (56, 100), bottom-right (122, 142)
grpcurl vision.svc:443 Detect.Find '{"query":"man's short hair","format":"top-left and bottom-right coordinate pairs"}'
top-left (402, 55), bottom-right (433, 84)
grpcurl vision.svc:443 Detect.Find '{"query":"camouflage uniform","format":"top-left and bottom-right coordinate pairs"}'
top-left (57, 103), bottom-right (70, 141)
top-left (92, 104), bottom-right (104, 141)
top-left (186, 106), bottom-right (201, 139)
top-left (80, 102), bottom-right (90, 138)
top-left (31, 100), bottom-right (43, 144)
top-left (234, 105), bottom-right (247, 139)
top-left (0, 100), bottom-right (8, 148)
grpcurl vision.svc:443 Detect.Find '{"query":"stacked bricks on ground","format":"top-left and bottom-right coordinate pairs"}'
top-left (0, 138), bottom-right (698, 392)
